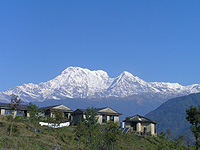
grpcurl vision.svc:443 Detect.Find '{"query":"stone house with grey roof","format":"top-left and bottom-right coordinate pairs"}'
top-left (124, 114), bottom-right (157, 136)
top-left (72, 107), bottom-right (122, 125)
top-left (0, 102), bottom-right (29, 117)
top-left (39, 104), bottom-right (73, 121)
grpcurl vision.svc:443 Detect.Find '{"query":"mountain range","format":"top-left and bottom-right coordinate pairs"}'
top-left (1, 66), bottom-right (200, 119)
top-left (146, 93), bottom-right (200, 142)
top-left (1, 66), bottom-right (200, 103)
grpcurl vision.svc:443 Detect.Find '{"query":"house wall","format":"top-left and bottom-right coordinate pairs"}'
top-left (137, 122), bottom-right (142, 132)
top-left (50, 112), bottom-right (55, 118)
top-left (125, 122), bottom-right (155, 134)
top-left (39, 110), bottom-right (71, 120)
top-left (140, 122), bottom-right (157, 136)
top-left (107, 115), bottom-right (110, 121)
top-left (13, 111), bottom-right (17, 118)
top-left (140, 122), bottom-right (151, 132)
top-left (97, 115), bottom-right (102, 124)
top-left (1, 109), bottom-right (30, 117)
top-left (49, 112), bottom-right (72, 120)
top-left (141, 123), bottom-right (157, 136)
top-left (150, 123), bottom-right (156, 135)
top-left (27, 113), bottom-right (30, 117)
top-left (1, 109), bottom-right (5, 115)
top-left (68, 113), bottom-right (71, 120)
top-left (114, 116), bottom-right (119, 123)
top-left (0, 109), bottom-right (14, 116)
top-left (97, 115), bottom-right (119, 124)
top-left (73, 112), bottom-right (120, 125)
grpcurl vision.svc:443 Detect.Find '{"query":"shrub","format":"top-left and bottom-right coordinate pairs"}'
top-left (14, 116), bottom-right (23, 122)
top-left (7, 124), bottom-right (19, 136)
top-left (5, 115), bottom-right (13, 122)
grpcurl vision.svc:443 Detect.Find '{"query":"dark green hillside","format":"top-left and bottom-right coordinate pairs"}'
top-left (146, 92), bottom-right (200, 142)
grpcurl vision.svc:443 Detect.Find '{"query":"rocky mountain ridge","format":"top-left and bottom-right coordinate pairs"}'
top-left (0, 66), bottom-right (200, 102)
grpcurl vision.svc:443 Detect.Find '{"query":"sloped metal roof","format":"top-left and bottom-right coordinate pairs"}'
top-left (72, 107), bottom-right (122, 116)
top-left (124, 114), bottom-right (157, 124)
top-left (39, 104), bottom-right (73, 112)
top-left (0, 102), bottom-right (28, 110)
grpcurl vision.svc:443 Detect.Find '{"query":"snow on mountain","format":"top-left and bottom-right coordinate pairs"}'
top-left (0, 66), bottom-right (200, 102)
top-left (106, 71), bottom-right (159, 97)
top-left (40, 67), bottom-right (113, 99)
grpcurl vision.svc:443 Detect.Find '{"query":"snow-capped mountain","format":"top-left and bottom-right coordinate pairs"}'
top-left (0, 66), bottom-right (200, 102)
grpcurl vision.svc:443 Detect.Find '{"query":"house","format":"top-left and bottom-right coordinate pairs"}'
top-left (72, 107), bottom-right (122, 125)
top-left (124, 114), bottom-right (157, 136)
top-left (0, 102), bottom-right (29, 117)
top-left (39, 104), bottom-right (73, 121)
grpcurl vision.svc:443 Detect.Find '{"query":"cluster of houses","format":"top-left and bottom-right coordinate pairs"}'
top-left (0, 102), bottom-right (157, 136)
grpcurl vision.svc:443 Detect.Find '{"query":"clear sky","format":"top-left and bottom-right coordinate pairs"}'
top-left (0, 1), bottom-right (200, 92)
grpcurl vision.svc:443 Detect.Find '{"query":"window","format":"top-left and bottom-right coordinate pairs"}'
top-left (102, 115), bottom-right (107, 123)
top-left (5, 109), bottom-right (12, 115)
top-left (110, 115), bottom-right (114, 121)
top-left (17, 110), bottom-right (23, 116)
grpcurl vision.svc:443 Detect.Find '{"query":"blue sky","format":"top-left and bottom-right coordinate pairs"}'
top-left (0, 1), bottom-right (200, 91)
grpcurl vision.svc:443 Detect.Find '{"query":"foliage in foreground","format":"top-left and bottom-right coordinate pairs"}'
top-left (0, 105), bottom-right (194, 150)
top-left (186, 105), bottom-right (200, 150)
top-left (0, 114), bottom-right (194, 150)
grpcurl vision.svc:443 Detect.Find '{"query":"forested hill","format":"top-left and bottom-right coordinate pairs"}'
top-left (145, 92), bottom-right (200, 142)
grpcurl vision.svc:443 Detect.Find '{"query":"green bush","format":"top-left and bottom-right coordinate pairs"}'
top-left (7, 124), bottom-right (19, 136)
top-left (38, 116), bottom-right (46, 122)
top-left (14, 116), bottom-right (23, 122)
top-left (5, 115), bottom-right (13, 121)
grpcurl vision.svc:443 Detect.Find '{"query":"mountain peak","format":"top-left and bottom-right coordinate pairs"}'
top-left (118, 71), bottom-right (144, 83)
top-left (61, 66), bottom-right (87, 74)
top-left (61, 66), bottom-right (107, 75)
top-left (122, 71), bottom-right (133, 76)
top-left (1, 66), bottom-right (200, 102)
top-left (120, 71), bottom-right (136, 78)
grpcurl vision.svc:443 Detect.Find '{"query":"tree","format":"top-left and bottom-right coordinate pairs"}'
top-left (157, 132), bottom-right (169, 150)
top-left (84, 107), bottom-right (99, 148)
top-left (84, 107), bottom-right (98, 128)
top-left (125, 116), bottom-right (131, 121)
top-left (27, 103), bottom-right (38, 126)
top-left (10, 94), bottom-right (22, 118)
top-left (74, 107), bottom-right (101, 149)
top-left (178, 134), bottom-right (186, 143)
top-left (9, 94), bottom-right (22, 136)
top-left (186, 105), bottom-right (200, 150)
top-left (103, 122), bottom-right (121, 150)
top-left (166, 129), bottom-right (172, 139)
top-left (53, 110), bottom-right (66, 139)
top-left (54, 110), bottom-right (65, 127)
top-left (74, 121), bottom-right (88, 149)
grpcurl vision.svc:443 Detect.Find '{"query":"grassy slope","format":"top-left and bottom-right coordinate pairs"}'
top-left (0, 115), bottom-right (193, 150)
